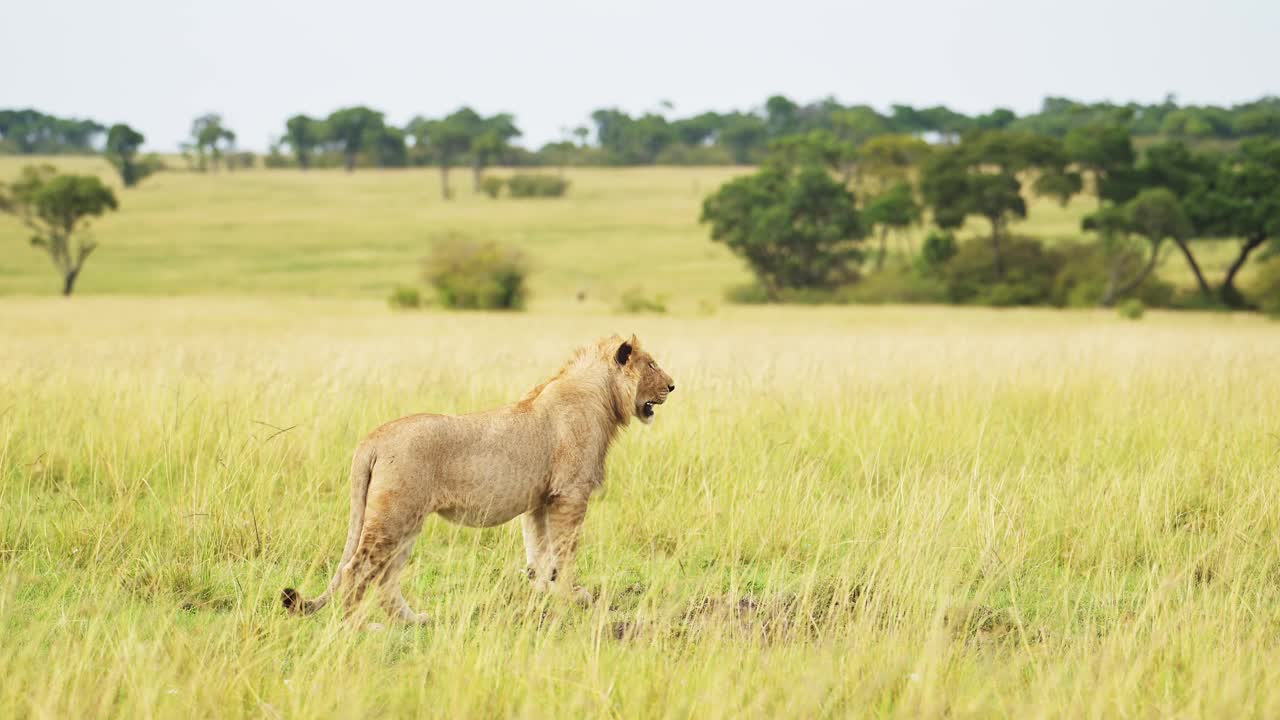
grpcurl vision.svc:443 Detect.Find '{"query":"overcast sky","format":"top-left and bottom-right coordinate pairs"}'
top-left (3, 0), bottom-right (1276, 152)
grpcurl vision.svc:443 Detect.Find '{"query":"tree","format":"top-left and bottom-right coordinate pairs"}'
top-left (863, 181), bottom-right (923, 270)
top-left (190, 114), bottom-right (235, 171)
top-left (104, 123), bottom-right (158, 187)
top-left (407, 108), bottom-right (481, 199)
top-left (0, 165), bottom-right (118, 296)
top-left (921, 130), bottom-right (1080, 276)
top-left (857, 134), bottom-right (932, 193)
top-left (1064, 123), bottom-right (1138, 205)
top-left (326, 106), bottom-right (385, 172)
top-left (701, 163), bottom-right (865, 298)
top-left (283, 115), bottom-right (326, 169)
top-left (470, 113), bottom-right (521, 191)
top-left (717, 114), bottom-right (768, 164)
top-left (1084, 189), bottom-right (1191, 305)
top-left (1187, 138), bottom-right (1280, 307)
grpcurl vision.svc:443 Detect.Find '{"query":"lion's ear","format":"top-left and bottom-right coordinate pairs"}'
top-left (615, 339), bottom-right (633, 366)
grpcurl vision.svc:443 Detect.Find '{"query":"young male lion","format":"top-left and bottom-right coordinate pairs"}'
top-left (282, 334), bottom-right (674, 624)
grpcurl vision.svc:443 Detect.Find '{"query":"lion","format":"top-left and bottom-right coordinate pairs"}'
top-left (282, 334), bottom-right (675, 623)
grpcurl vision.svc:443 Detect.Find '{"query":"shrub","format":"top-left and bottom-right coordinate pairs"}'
top-left (1249, 256), bottom-right (1280, 318)
top-left (506, 173), bottom-right (569, 198)
top-left (942, 235), bottom-right (1062, 306)
top-left (423, 235), bottom-right (528, 310)
top-left (1051, 243), bottom-right (1175, 309)
top-left (387, 286), bottom-right (422, 309)
top-left (1118, 298), bottom-right (1145, 320)
top-left (618, 287), bottom-right (667, 314)
top-left (724, 281), bottom-right (772, 305)
top-left (917, 230), bottom-right (957, 273)
top-left (479, 176), bottom-right (504, 199)
top-left (842, 267), bottom-right (949, 305)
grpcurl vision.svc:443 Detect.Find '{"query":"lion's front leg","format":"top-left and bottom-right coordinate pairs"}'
top-left (522, 506), bottom-right (549, 582)
top-left (541, 494), bottom-right (593, 606)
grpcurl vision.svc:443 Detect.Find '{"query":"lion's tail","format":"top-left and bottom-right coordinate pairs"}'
top-left (282, 444), bottom-right (375, 616)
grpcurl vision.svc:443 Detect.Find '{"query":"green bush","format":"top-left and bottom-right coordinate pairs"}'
top-left (479, 176), bottom-right (504, 199)
top-left (724, 281), bottom-right (772, 304)
top-left (423, 235), bottom-right (528, 310)
top-left (917, 230), bottom-right (958, 273)
top-left (506, 173), bottom-right (569, 198)
top-left (1051, 243), bottom-right (1175, 309)
top-left (618, 287), bottom-right (667, 314)
top-left (387, 286), bottom-right (422, 309)
top-left (1118, 298), bottom-right (1145, 320)
top-left (1249, 256), bottom-right (1280, 318)
top-left (842, 267), bottom-right (949, 305)
top-left (941, 236), bottom-right (1061, 306)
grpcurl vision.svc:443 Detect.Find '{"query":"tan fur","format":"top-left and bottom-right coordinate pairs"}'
top-left (282, 334), bottom-right (675, 623)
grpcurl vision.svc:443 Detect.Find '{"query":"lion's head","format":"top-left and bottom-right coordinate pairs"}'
top-left (610, 334), bottom-right (674, 425)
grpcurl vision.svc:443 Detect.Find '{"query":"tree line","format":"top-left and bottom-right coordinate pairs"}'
top-left (701, 124), bottom-right (1280, 312)
top-left (5, 94), bottom-right (1280, 170)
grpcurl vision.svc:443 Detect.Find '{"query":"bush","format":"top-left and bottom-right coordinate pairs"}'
top-left (724, 281), bottom-right (772, 304)
top-left (618, 287), bottom-right (667, 314)
top-left (942, 236), bottom-right (1062, 306)
top-left (1051, 243), bottom-right (1176, 309)
top-left (917, 230), bottom-right (957, 273)
top-left (1249, 256), bottom-right (1280, 318)
top-left (842, 267), bottom-right (949, 305)
top-left (387, 286), bottom-right (422, 309)
top-left (479, 176), bottom-right (504, 199)
top-left (1118, 298), bottom-right (1145, 320)
top-left (506, 173), bottom-right (569, 198)
top-left (423, 235), bottom-right (528, 310)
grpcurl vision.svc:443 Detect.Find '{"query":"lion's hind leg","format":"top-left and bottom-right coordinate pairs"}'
top-left (378, 542), bottom-right (430, 625)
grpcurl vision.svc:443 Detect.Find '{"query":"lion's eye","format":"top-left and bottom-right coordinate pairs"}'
top-left (648, 362), bottom-right (656, 370)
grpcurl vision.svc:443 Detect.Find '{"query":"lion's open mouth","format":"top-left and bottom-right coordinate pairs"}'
top-left (641, 397), bottom-right (665, 419)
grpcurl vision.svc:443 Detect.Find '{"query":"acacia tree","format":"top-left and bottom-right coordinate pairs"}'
top-left (921, 130), bottom-right (1081, 276)
top-left (701, 161), bottom-right (865, 299)
top-left (0, 165), bottom-right (118, 295)
top-left (1189, 138), bottom-right (1280, 307)
top-left (326, 106), bottom-right (385, 172)
top-left (283, 115), bottom-right (326, 169)
top-left (408, 108), bottom-right (481, 199)
top-left (190, 114), bottom-right (235, 171)
top-left (470, 113), bottom-right (521, 191)
top-left (1084, 188), bottom-right (1191, 305)
top-left (105, 123), bottom-right (158, 187)
top-left (1064, 122), bottom-right (1138, 205)
top-left (863, 181), bottom-right (923, 270)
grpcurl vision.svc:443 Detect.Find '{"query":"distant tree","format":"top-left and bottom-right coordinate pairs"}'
top-left (1064, 123), bottom-right (1138, 205)
top-left (283, 115), bottom-right (326, 169)
top-left (104, 123), bottom-right (158, 188)
top-left (857, 134), bottom-right (932, 193)
top-left (921, 130), bottom-right (1081, 276)
top-left (831, 106), bottom-right (890, 147)
top-left (863, 181), bottom-right (924, 270)
top-left (326, 106), bottom-right (386, 171)
top-left (572, 126), bottom-right (590, 147)
top-left (0, 110), bottom-right (104, 154)
top-left (190, 113), bottom-right (235, 171)
top-left (470, 113), bottom-right (521, 190)
top-left (767, 130), bottom-right (854, 179)
top-left (717, 114), bottom-right (768, 164)
top-left (765, 95), bottom-right (800, 136)
top-left (407, 108), bottom-right (481, 199)
top-left (1186, 138), bottom-right (1280, 307)
top-left (1084, 188), bottom-right (1191, 305)
top-left (701, 163), bottom-right (865, 298)
top-left (0, 165), bottom-right (118, 295)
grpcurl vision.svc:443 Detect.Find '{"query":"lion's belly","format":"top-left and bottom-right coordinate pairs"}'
top-left (435, 478), bottom-right (544, 528)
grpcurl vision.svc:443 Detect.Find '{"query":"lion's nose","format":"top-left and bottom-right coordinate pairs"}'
top-left (668, 384), bottom-right (675, 392)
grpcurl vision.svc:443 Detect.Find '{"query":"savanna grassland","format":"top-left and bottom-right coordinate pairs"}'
top-left (2, 161), bottom-right (1279, 718)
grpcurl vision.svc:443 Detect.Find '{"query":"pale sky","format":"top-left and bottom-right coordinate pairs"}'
top-left (3, 0), bottom-right (1277, 152)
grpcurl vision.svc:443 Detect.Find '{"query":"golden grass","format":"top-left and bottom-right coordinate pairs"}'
top-left (2, 297), bottom-right (1279, 717)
